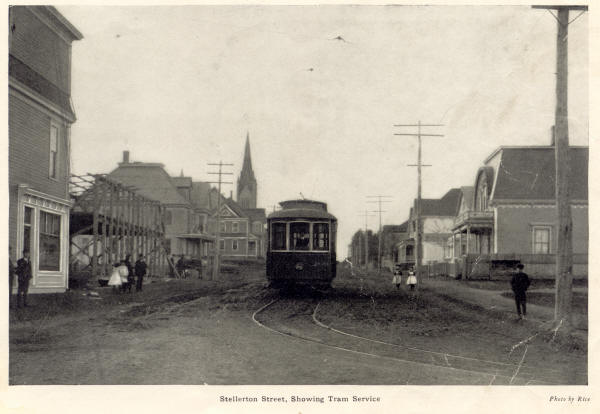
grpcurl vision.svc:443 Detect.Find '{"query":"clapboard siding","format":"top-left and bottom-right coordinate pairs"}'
top-left (8, 96), bottom-right (69, 200)
top-left (9, 7), bottom-right (71, 93)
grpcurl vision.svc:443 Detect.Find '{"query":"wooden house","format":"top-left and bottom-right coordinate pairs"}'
top-left (9, 6), bottom-right (82, 293)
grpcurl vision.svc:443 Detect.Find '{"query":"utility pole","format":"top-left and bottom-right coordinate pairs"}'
top-left (358, 210), bottom-right (375, 269)
top-left (367, 196), bottom-right (392, 274)
top-left (394, 122), bottom-right (443, 280)
top-left (532, 5), bottom-right (587, 328)
top-left (207, 161), bottom-right (233, 280)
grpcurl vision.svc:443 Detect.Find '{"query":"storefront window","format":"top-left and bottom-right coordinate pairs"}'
top-left (39, 211), bottom-right (61, 271)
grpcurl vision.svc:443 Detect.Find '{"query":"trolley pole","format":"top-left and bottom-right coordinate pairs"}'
top-left (532, 5), bottom-right (587, 329)
top-left (358, 210), bottom-right (375, 269)
top-left (207, 161), bottom-right (233, 281)
top-left (367, 196), bottom-right (392, 274)
top-left (394, 122), bottom-right (443, 280)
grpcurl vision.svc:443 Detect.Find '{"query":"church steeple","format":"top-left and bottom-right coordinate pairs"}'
top-left (237, 132), bottom-right (257, 209)
top-left (241, 132), bottom-right (253, 175)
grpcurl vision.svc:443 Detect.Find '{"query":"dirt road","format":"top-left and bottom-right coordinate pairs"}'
top-left (8, 267), bottom-right (587, 385)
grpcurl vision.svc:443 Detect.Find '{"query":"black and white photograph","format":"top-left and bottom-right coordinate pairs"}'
top-left (4, 1), bottom-right (596, 412)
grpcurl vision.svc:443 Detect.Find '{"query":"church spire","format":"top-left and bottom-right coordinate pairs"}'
top-left (237, 132), bottom-right (257, 209)
top-left (242, 131), bottom-right (253, 175)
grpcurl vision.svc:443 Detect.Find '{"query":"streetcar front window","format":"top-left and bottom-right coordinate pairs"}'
top-left (272, 223), bottom-right (287, 250)
top-left (290, 222), bottom-right (310, 251)
top-left (313, 223), bottom-right (329, 250)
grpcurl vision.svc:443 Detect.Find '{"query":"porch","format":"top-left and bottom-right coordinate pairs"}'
top-left (451, 210), bottom-right (494, 257)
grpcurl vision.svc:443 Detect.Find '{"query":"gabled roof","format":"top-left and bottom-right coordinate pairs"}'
top-left (224, 198), bottom-right (247, 218)
top-left (412, 188), bottom-right (462, 217)
top-left (108, 163), bottom-right (190, 206)
top-left (490, 147), bottom-right (588, 202)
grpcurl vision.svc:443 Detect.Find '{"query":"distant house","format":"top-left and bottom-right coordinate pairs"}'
top-left (380, 223), bottom-right (408, 269)
top-left (108, 152), bottom-right (215, 258)
top-left (396, 189), bottom-right (461, 269)
top-left (450, 145), bottom-right (588, 278)
top-left (9, 6), bottom-right (82, 293)
top-left (210, 198), bottom-right (266, 260)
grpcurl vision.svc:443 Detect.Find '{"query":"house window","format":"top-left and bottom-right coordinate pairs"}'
top-left (533, 227), bottom-right (551, 254)
top-left (232, 222), bottom-right (239, 233)
top-left (220, 222), bottom-right (226, 233)
top-left (272, 223), bottom-right (287, 250)
top-left (290, 222), bottom-right (310, 251)
top-left (165, 210), bottom-right (172, 225)
top-left (254, 222), bottom-right (262, 233)
top-left (312, 223), bottom-right (329, 251)
top-left (219, 240), bottom-right (225, 250)
top-left (39, 211), bottom-right (61, 271)
top-left (406, 245), bottom-right (414, 257)
top-left (49, 124), bottom-right (59, 179)
top-left (232, 240), bottom-right (238, 251)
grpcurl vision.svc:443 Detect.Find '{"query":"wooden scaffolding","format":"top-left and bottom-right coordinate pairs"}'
top-left (69, 174), bottom-right (167, 279)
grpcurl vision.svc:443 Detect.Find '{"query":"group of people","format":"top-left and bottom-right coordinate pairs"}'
top-left (9, 247), bottom-right (31, 308)
top-left (392, 266), bottom-right (418, 291)
top-left (108, 254), bottom-right (147, 293)
top-left (391, 263), bottom-right (531, 320)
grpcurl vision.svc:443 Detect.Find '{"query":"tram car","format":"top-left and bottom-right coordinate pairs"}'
top-left (266, 199), bottom-right (337, 289)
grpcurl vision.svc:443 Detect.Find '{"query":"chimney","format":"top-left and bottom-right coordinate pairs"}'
top-left (230, 190), bottom-right (233, 199)
top-left (550, 125), bottom-right (555, 146)
top-left (123, 150), bottom-right (130, 163)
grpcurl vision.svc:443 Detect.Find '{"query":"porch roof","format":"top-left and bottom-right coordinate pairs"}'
top-left (176, 233), bottom-right (215, 242)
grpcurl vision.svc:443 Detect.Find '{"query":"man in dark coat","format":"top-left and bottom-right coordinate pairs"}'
top-left (15, 250), bottom-right (32, 308)
top-left (511, 263), bottom-right (531, 320)
top-left (123, 254), bottom-right (134, 293)
top-left (134, 255), bottom-right (147, 292)
top-left (9, 246), bottom-right (16, 308)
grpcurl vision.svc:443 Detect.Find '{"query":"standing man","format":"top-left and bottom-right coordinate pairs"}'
top-left (9, 246), bottom-right (16, 308)
top-left (15, 250), bottom-right (32, 308)
top-left (134, 254), bottom-right (147, 292)
top-left (511, 263), bottom-right (531, 320)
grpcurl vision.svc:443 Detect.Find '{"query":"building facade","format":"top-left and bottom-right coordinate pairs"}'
top-left (396, 189), bottom-right (461, 269)
top-left (450, 146), bottom-right (588, 278)
top-left (108, 152), bottom-right (214, 260)
top-left (9, 6), bottom-right (82, 293)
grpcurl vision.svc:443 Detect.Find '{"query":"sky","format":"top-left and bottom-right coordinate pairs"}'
top-left (57, 5), bottom-right (589, 255)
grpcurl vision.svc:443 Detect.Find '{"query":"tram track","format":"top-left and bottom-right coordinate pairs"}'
top-left (251, 297), bottom-right (558, 385)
